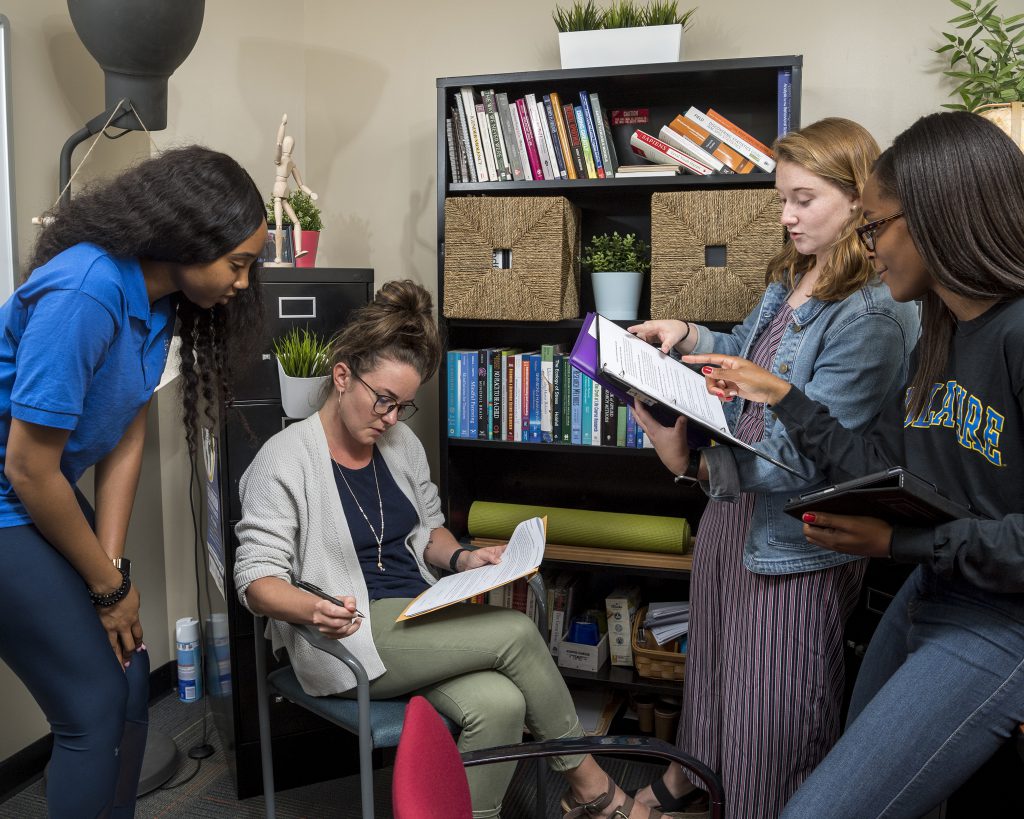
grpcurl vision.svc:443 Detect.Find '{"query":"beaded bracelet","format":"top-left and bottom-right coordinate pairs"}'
top-left (89, 565), bottom-right (132, 607)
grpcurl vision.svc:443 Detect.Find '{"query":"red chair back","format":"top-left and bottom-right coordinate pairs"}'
top-left (392, 696), bottom-right (473, 819)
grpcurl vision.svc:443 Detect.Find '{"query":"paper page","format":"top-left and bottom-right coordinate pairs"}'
top-left (398, 516), bottom-right (546, 620)
top-left (596, 315), bottom-right (728, 433)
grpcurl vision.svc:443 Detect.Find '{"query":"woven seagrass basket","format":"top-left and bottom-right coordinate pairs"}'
top-left (632, 606), bottom-right (685, 682)
top-left (650, 190), bottom-right (783, 323)
top-left (443, 196), bottom-right (581, 321)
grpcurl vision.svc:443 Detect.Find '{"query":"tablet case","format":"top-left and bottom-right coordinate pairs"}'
top-left (783, 467), bottom-right (976, 526)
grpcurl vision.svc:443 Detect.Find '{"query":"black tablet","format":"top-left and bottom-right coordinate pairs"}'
top-left (783, 467), bottom-right (977, 526)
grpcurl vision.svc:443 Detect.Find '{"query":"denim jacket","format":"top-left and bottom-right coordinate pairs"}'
top-left (689, 280), bottom-right (920, 574)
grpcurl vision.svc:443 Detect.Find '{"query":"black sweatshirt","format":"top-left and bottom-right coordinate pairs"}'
top-left (774, 298), bottom-right (1024, 595)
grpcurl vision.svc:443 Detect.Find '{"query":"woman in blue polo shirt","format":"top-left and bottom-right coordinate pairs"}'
top-left (0, 146), bottom-right (266, 818)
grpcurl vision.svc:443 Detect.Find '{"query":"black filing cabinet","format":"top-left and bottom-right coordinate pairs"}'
top-left (199, 268), bottom-right (373, 798)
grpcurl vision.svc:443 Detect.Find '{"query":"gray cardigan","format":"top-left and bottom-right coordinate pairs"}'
top-left (234, 413), bottom-right (444, 696)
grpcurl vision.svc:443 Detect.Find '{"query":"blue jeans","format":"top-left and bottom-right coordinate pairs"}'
top-left (781, 566), bottom-right (1024, 819)
top-left (0, 516), bottom-right (149, 818)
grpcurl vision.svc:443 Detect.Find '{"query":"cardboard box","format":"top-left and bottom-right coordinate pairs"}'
top-left (557, 631), bottom-right (609, 674)
top-left (605, 586), bottom-right (642, 667)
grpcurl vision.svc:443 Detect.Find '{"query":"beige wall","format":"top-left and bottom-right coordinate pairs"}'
top-left (0, 0), bottom-right (1003, 761)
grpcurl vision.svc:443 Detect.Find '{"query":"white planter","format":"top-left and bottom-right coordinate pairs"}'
top-left (558, 24), bottom-right (683, 70)
top-left (277, 359), bottom-right (329, 419)
top-left (592, 270), bottom-right (644, 321)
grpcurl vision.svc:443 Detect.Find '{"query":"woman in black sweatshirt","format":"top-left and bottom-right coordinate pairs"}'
top-left (687, 111), bottom-right (1024, 819)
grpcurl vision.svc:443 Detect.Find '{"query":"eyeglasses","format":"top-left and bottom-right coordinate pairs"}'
top-left (855, 211), bottom-right (904, 252)
top-left (352, 372), bottom-right (419, 421)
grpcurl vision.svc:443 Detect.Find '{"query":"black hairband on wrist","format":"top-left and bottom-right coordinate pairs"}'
top-left (89, 565), bottom-right (131, 607)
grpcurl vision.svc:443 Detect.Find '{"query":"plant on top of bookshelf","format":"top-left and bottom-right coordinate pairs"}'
top-left (554, 0), bottom-right (696, 68)
top-left (935, 0), bottom-right (1023, 111)
top-left (583, 231), bottom-right (650, 321)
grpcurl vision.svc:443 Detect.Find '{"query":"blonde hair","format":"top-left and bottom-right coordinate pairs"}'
top-left (765, 117), bottom-right (880, 302)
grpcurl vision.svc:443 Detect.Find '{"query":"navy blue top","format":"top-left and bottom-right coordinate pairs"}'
top-left (0, 243), bottom-right (175, 526)
top-left (332, 447), bottom-right (430, 600)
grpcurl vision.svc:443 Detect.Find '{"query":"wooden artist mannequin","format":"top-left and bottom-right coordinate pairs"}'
top-left (270, 114), bottom-right (318, 265)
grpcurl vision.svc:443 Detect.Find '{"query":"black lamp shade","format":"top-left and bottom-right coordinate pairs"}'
top-left (67, 0), bottom-right (205, 130)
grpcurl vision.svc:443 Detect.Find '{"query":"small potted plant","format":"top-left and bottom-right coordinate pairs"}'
top-left (553, 0), bottom-right (696, 70)
top-left (272, 326), bottom-right (332, 418)
top-left (583, 231), bottom-right (650, 320)
top-left (266, 189), bottom-right (324, 268)
top-left (935, 0), bottom-right (1024, 147)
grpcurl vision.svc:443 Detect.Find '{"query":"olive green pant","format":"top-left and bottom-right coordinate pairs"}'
top-left (348, 599), bottom-right (584, 818)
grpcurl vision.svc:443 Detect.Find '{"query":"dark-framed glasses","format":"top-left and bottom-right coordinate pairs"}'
top-left (352, 372), bottom-right (419, 421)
top-left (855, 211), bottom-right (904, 252)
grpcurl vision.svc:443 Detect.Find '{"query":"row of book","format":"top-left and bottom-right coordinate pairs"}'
top-left (446, 346), bottom-right (652, 449)
top-left (446, 86), bottom-right (621, 183)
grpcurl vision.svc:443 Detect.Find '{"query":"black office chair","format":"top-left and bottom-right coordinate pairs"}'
top-left (254, 573), bottom-right (549, 819)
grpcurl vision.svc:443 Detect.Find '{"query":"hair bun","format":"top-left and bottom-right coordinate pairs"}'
top-left (375, 279), bottom-right (434, 318)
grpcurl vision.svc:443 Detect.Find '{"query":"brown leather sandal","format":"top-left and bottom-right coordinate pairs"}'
top-left (561, 774), bottom-right (679, 819)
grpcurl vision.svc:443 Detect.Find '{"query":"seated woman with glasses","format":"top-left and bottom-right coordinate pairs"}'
top-left (686, 111), bottom-right (1024, 818)
top-left (234, 279), bottom-right (683, 819)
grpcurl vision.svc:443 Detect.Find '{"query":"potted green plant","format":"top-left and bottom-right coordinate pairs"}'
top-left (583, 231), bottom-right (650, 320)
top-left (266, 189), bottom-right (324, 268)
top-left (935, 0), bottom-right (1024, 146)
top-left (272, 326), bottom-right (332, 418)
top-left (553, 0), bottom-right (696, 70)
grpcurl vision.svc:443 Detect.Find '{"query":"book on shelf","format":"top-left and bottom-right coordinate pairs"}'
top-left (453, 94), bottom-right (479, 183)
top-left (514, 97), bottom-right (544, 181)
top-left (629, 130), bottom-right (714, 175)
top-left (459, 87), bottom-right (489, 181)
top-left (589, 92), bottom-right (617, 177)
top-left (549, 92), bottom-right (578, 180)
top-left (528, 351), bottom-right (542, 442)
top-left (777, 68), bottom-right (793, 136)
top-left (525, 93), bottom-right (555, 180)
top-left (658, 125), bottom-right (734, 174)
top-left (495, 92), bottom-right (526, 181)
top-left (542, 95), bottom-right (569, 180)
top-left (573, 105), bottom-right (599, 178)
top-left (562, 103), bottom-right (587, 178)
top-left (398, 516), bottom-right (546, 620)
top-left (548, 571), bottom-right (580, 657)
top-left (687, 107), bottom-right (776, 172)
top-left (475, 104), bottom-right (499, 182)
top-left (481, 89), bottom-right (511, 181)
top-left (666, 114), bottom-right (756, 174)
top-left (615, 164), bottom-right (682, 177)
top-left (445, 118), bottom-right (461, 183)
top-left (578, 91), bottom-right (606, 178)
top-left (534, 96), bottom-right (561, 180)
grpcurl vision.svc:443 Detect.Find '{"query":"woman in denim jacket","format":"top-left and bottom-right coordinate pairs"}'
top-left (627, 118), bottom-right (920, 819)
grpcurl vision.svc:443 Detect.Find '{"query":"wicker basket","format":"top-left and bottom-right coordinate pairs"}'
top-left (631, 606), bottom-right (686, 682)
top-left (443, 196), bottom-right (581, 321)
top-left (650, 189), bottom-right (783, 323)
top-left (975, 101), bottom-right (1024, 151)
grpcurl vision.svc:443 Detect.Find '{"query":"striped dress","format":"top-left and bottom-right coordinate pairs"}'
top-left (677, 301), bottom-right (867, 819)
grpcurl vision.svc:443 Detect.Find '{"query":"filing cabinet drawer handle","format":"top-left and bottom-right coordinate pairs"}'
top-left (278, 296), bottom-right (317, 319)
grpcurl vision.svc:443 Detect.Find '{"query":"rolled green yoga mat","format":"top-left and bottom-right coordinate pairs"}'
top-left (468, 501), bottom-right (690, 554)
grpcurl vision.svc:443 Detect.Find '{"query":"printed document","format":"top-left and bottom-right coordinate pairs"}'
top-left (397, 516), bottom-right (546, 621)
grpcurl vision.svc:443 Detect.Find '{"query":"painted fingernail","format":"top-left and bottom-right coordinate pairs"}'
top-left (702, 367), bottom-right (714, 375)
top-left (124, 661), bottom-right (131, 668)
top-left (802, 513), bottom-right (816, 523)
top-left (137, 643), bottom-right (147, 653)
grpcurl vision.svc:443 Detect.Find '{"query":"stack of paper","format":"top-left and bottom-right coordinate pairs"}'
top-left (645, 601), bottom-right (689, 645)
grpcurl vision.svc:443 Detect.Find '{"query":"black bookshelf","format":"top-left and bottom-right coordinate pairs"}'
top-left (435, 56), bottom-right (802, 693)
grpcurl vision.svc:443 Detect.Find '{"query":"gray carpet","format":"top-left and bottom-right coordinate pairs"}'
top-left (0, 692), bottom-right (662, 818)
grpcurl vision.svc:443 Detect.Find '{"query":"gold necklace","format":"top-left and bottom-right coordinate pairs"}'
top-left (333, 454), bottom-right (386, 572)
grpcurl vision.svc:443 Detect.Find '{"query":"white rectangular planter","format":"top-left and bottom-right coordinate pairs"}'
top-left (558, 24), bottom-right (683, 70)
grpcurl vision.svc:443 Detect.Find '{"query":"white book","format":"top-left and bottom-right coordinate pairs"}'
top-left (459, 86), bottom-right (489, 182)
top-left (525, 93), bottom-right (554, 180)
top-left (509, 106), bottom-right (534, 181)
top-left (658, 125), bottom-right (729, 174)
top-left (684, 107), bottom-right (776, 172)
top-left (538, 99), bottom-right (566, 180)
top-left (476, 106), bottom-right (498, 182)
top-left (629, 130), bottom-right (713, 175)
